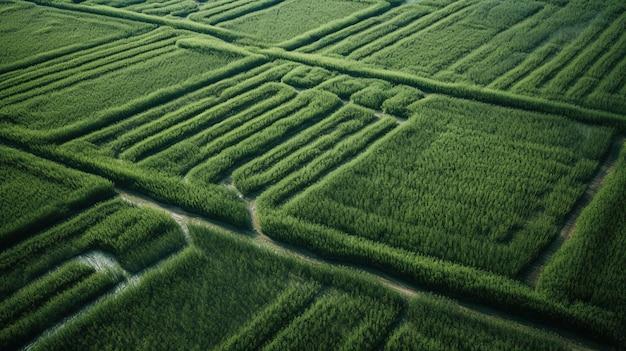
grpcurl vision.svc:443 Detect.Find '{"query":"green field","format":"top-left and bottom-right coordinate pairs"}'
top-left (1, 0), bottom-right (625, 349)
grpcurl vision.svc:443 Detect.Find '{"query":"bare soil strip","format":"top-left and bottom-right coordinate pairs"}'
top-left (520, 135), bottom-right (625, 287)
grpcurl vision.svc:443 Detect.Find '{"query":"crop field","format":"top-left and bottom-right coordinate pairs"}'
top-left (1, 0), bottom-right (625, 349)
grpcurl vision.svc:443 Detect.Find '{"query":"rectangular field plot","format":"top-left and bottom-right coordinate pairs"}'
top-left (0, 28), bottom-right (251, 141)
top-left (218, 0), bottom-right (381, 44)
top-left (275, 95), bottom-right (613, 277)
top-left (0, 0), bottom-right (150, 71)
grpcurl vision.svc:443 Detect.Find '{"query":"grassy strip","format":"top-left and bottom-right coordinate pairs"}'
top-left (542, 12), bottom-right (626, 98)
top-left (261, 289), bottom-right (392, 351)
top-left (101, 62), bottom-right (293, 153)
top-left (261, 48), bottom-right (626, 131)
top-left (204, 0), bottom-right (282, 25)
top-left (566, 29), bottom-right (626, 101)
top-left (384, 297), bottom-right (569, 351)
top-left (258, 208), bottom-right (623, 347)
top-left (511, 10), bottom-right (613, 93)
top-left (0, 25), bottom-right (152, 75)
top-left (0, 200), bottom-right (124, 298)
top-left (258, 115), bottom-right (397, 208)
top-left (538, 143), bottom-right (626, 324)
top-left (233, 104), bottom-right (376, 195)
top-left (277, 1), bottom-right (391, 50)
top-left (347, 0), bottom-right (476, 60)
top-left (0, 27), bottom-right (169, 93)
top-left (139, 84), bottom-right (297, 176)
top-left (0, 36), bottom-right (178, 105)
top-left (188, 0), bottom-right (257, 23)
top-left (120, 82), bottom-right (288, 162)
top-left (321, 5), bottom-right (433, 57)
top-left (0, 262), bottom-right (93, 328)
top-left (296, 13), bottom-right (382, 53)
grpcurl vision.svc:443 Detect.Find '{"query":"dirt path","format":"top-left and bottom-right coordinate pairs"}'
top-left (113, 189), bottom-right (607, 350)
top-left (520, 135), bottom-right (625, 286)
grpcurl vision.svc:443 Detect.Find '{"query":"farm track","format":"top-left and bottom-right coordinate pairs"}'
top-left (520, 135), bottom-right (626, 286)
top-left (113, 188), bottom-right (608, 351)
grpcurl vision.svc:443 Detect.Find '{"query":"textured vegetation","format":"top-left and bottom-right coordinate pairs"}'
top-left (2, 0), bottom-right (625, 349)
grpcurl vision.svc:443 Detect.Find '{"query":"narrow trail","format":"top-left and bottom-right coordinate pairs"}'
top-left (113, 187), bottom-right (606, 350)
top-left (520, 135), bottom-right (625, 287)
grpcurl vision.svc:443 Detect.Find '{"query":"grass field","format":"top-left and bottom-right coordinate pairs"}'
top-left (1, 0), bottom-right (625, 349)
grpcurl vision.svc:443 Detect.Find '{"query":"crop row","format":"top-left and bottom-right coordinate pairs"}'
top-left (0, 36), bottom-right (239, 132)
top-left (29, 0), bottom-right (248, 43)
top-left (0, 46), bottom-right (263, 144)
top-left (316, 4), bottom-right (434, 57)
top-left (233, 104), bottom-right (377, 195)
top-left (540, 11), bottom-right (626, 101)
top-left (258, 114), bottom-right (397, 208)
top-left (566, 29), bottom-right (626, 102)
top-left (262, 48), bottom-right (626, 132)
top-left (261, 289), bottom-right (400, 351)
top-left (186, 89), bottom-right (342, 184)
top-left (122, 82), bottom-right (293, 163)
top-left (385, 297), bottom-right (568, 351)
top-left (126, 0), bottom-right (199, 18)
top-left (0, 198), bottom-right (186, 298)
top-left (187, 0), bottom-right (259, 24)
top-left (218, 0), bottom-right (382, 45)
top-left (345, 0), bottom-right (477, 61)
top-left (437, 3), bottom-right (561, 86)
top-left (511, 5), bottom-right (621, 94)
top-left (0, 30), bottom-right (178, 108)
top-left (275, 1), bottom-right (391, 50)
top-left (215, 282), bottom-right (322, 351)
top-left (295, 3), bottom-right (405, 54)
top-left (136, 83), bottom-right (296, 173)
top-left (364, 1), bottom-right (542, 77)
top-left (0, 200), bottom-right (121, 298)
top-left (191, 0), bottom-right (282, 25)
top-left (95, 62), bottom-right (292, 155)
